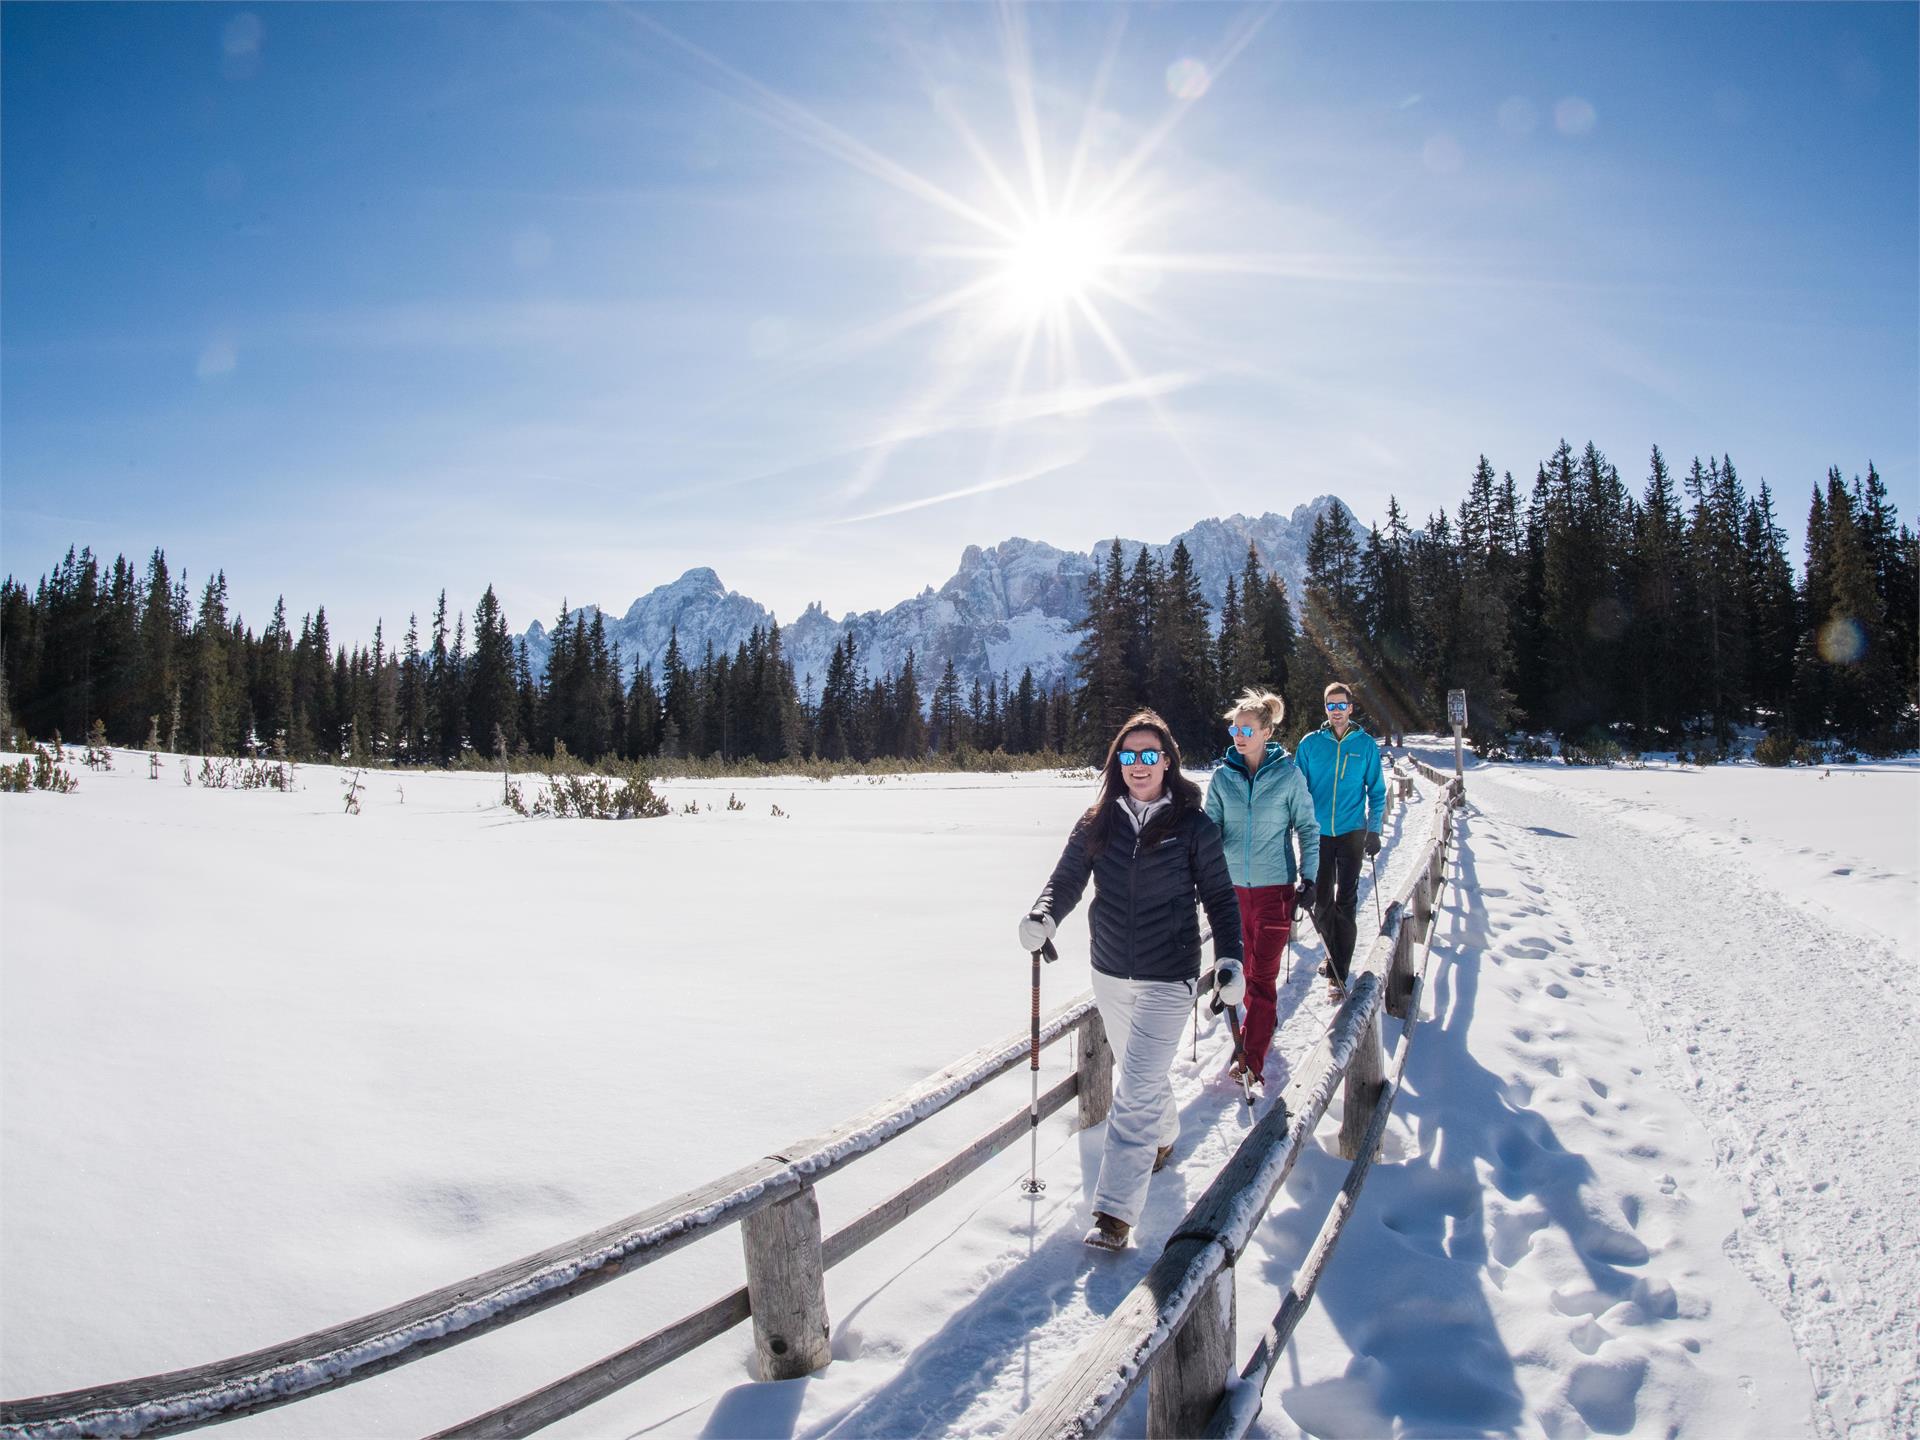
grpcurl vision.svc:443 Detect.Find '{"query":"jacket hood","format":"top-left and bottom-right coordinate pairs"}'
top-left (1221, 740), bottom-right (1293, 775)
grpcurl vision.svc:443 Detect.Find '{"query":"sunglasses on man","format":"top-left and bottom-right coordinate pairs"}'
top-left (1325, 701), bottom-right (1351, 712)
top-left (1117, 749), bottom-right (1163, 767)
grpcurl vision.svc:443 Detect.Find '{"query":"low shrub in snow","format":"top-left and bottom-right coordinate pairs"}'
top-left (504, 773), bottom-right (670, 819)
top-left (1483, 733), bottom-right (1553, 763)
top-left (0, 745), bottom-right (79, 794)
top-left (1754, 732), bottom-right (1799, 767)
top-left (1559, 731), bottom-right (1623, 767)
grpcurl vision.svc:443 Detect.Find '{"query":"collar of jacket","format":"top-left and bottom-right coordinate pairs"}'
top-left (1221, 740), bottom-right (1290, 776)
top-left (1317, 722), bottom-right (1372, 743)
top-left (1115, 793), bottom-right (1173, 832)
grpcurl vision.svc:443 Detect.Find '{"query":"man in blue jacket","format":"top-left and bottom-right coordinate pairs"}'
top-left (1294, 680), bottom-right (1386, 996)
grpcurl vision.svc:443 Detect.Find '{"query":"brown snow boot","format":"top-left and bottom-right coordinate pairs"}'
top-left (1084, 1211), bottom-right (1131, 1251)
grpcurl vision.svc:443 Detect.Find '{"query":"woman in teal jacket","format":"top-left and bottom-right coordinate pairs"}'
top-left (1202, 689), bottom-right (1320, 1087)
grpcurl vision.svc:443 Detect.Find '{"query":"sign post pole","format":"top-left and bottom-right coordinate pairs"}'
top-left (1447, 688), bottom-right (1468, 788)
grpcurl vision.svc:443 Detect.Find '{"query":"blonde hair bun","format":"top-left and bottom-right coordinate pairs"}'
top-left (1222, 688), bottom-right (1285, 730)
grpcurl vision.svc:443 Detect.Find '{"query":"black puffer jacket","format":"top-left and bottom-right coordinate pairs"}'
top-left (1032, 803), bottom-right (1243, 983)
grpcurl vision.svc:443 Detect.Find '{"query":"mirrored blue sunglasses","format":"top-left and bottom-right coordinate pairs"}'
top-left (1117, 749), bottom-right (1164, 767)
top-left (1227, 724), bottom-right (1257, 737)
top-left (1325, 701), bottom-right (1351, 712)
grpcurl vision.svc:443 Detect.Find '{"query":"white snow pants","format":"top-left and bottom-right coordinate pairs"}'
top-left (1089, 969), bottom-right (1194, 1227)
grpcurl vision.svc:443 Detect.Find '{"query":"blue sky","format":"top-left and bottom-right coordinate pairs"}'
top-left (4, 2), bottom-right (1915, 644)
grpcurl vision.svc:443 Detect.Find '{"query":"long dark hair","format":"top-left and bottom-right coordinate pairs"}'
top-left (1080, 709), bottom-right (1203, 859)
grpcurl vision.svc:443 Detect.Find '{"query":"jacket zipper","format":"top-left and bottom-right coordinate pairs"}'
top-left (1331, 731), bottom-right (1343, 838)
top-left (1243, 765), bottom-right (1255, 885)
top-left (1128, 831), bottom-right (1141, 980)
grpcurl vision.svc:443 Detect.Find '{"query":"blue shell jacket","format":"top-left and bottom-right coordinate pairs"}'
top-left (1203, 741), bottom-right (1322, 887)
top-left (1295, 723), bottom-right (1386, 838)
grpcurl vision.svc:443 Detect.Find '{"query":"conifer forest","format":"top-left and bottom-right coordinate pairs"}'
top-left (4, 443), bottom-right (1914, 769)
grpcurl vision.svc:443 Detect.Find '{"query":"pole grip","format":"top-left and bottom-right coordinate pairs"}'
top-left (1029, 952), bottom-right (1042, 1069)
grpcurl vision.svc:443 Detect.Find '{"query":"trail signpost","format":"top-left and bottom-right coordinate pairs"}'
top-left (1447, 689), bottom-right (1467, 786)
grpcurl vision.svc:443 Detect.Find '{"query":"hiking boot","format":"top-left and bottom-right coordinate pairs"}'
top-left (1084, 1211), bottom-right (1131, 1251)
top-left (1152, 1143), bottom-right (1175, 1173)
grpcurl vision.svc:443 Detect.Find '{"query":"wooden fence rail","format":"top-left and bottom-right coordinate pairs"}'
top-left (5, 988), bottom-right (1113, 1440)
top-left (1008, 768), bottom-right (1464, 1440)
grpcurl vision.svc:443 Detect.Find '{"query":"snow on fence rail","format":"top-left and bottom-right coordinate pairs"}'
top-left (1007, 767), bottom-right (1463, 1439)
top-left (4, 987), bottom-right (1120, 1440)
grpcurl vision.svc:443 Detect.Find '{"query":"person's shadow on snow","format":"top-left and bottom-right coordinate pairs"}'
top-left (1255, 808), bottom-right (1660, 1437)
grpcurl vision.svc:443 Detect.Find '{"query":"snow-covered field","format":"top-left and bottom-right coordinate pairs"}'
top-left (2, 748), bottom-right (1914, 1437)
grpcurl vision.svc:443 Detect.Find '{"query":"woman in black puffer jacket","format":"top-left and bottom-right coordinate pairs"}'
top-left (1018, 709), bottom-right (1243, 1251)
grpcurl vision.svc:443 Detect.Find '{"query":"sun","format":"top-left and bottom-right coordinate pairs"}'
top-left (997, 213), bottom-right (1117, 319)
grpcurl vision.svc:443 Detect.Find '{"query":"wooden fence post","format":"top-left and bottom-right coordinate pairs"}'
top-left (1077, 1009), bottom-right (1114, 1129)
top-left (1385, 907), bottom-right (1414, 1020)
top-left (741, 1186), bottom-right (831, 1380)
top-left (1147, 1263), bottom-right (1235, 1438)
top-left (1339, 1008), bottom-right (1384, 1161)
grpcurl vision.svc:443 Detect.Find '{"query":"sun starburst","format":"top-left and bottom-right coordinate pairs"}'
top-left (615, 2), bottom-right (1281, 516)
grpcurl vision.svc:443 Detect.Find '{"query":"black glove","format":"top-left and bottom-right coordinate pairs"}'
top-left (1364, 832), bottom-right (1381, 859)
top-left (1294, 878), bottom-right (1317, 912)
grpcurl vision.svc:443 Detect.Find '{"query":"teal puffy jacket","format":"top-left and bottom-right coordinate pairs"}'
top-left (1295, 723), bottom-right (1386, 837)
top-left (1203, 742), bottom-right (1322, 887)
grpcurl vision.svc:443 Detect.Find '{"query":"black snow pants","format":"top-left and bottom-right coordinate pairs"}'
top-left (1314, 830), bottom-right (1368, 985)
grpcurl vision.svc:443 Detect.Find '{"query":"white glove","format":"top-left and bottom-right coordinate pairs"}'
top-left (1018, 912), bottom-right (1056, 952)
top-left (1212, 957), bottom-right (1246, 1008)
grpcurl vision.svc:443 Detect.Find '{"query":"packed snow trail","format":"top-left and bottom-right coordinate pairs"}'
top-left (1408, 751), bottom-right (1918, 1440)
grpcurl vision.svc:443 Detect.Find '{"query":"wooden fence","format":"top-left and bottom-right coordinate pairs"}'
top-left (1007, 766), bottom-right (1464, 1439)
top-left (5, 989), bottom-right (1119, 1439)
top-left (6, 766), bottom-right (1454, 1440)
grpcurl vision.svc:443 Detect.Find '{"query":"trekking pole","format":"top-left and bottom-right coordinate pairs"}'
top-left (1369, 852), bottom-right (1384, 928)
top-left (1021, 937), bottom-right (1057, 1196)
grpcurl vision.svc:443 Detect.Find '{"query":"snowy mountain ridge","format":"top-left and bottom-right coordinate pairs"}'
top-left (520, 498), bottom-right (1352, 697)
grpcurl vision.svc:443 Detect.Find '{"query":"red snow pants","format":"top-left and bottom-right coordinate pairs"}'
top-left (1234, 883), bottom-right (1296, 1081)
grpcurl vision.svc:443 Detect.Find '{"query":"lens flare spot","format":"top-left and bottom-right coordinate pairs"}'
top-left (1818, 617), bottom-right (1866, 665)
top-left (1555, 96), bottom-right (1598, 137)
top-left (1166, 58), bottom-right (1211, 101)
top-left (196, 338), bottom-right (237, 380)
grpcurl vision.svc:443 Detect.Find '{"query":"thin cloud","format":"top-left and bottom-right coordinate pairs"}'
top-left (831, 449), bottom-right (1086, 524)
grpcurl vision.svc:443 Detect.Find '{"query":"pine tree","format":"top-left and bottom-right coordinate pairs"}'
top-left (1148, 540), bottom-right (1214, 758)
top-left (895, 648), bottom-right (927, 757)
top-left (1625, 447), bottom-right (1691, 743)
top-left (1123, 547), bottom-right (1158, 709)
top-left (397, 614), bottom-right (426, 762)
top-left (626, 662), bottom-right (662, 758)
top-left (1072, 542), bottom-right (1131, 755)
top-left (932, 657), bottom-right (965, 752)
top-left (1686, 456), bottom-right (1750, 740)
top-left (659, 625), bottom-right (690, 757)
top-left (1742, 481), bottom-right (1798, 726)
top-left (1300, 505), bottom-right (1364, 710)
top-left (466, 587), bottom-right (516, 760)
